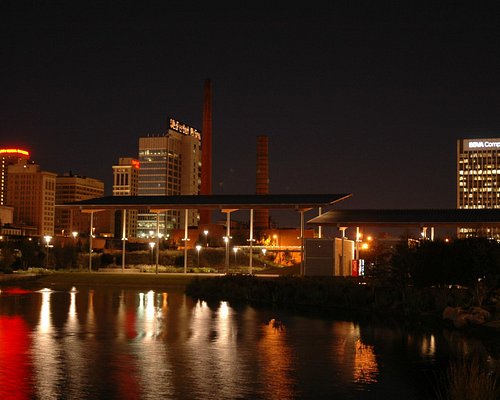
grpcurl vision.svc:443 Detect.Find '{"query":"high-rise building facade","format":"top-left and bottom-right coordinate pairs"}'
top-left (457, 138), bottom-right (500, 238)
top-left (137, 118), bottom-right (201, 237)
top-left (55, 172), bottom-right (105, 236)
top-left (0, 148), bottom-right (30, 206)
top-left (7, 162), bottom-right (56, 236)
top-left (112, 157), bottom-right (140, 238)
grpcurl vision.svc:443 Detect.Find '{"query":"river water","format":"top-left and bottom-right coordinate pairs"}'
top-left (0, 284), bottom-right (496, 399)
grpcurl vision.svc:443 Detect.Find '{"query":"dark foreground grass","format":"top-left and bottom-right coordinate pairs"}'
top-left (435, 356), bottom-right (499, 400)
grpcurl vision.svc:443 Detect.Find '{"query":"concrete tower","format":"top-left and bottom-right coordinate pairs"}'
top-left (255, 135), bottom-right (269, 229)
top-left (199, 78), bottom-right (213, 225)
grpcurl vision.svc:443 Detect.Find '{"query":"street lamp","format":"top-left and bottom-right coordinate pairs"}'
top-left (72, 231), bottom-right (78, 240)
top-left (233, 247), bottom-right (239, 265)
top-left (223, 236), bottom-right (229, 273)
top-left (149, 242), bottom-right (155, 268)
top-left (44, 235), bottom-right (52, 269)
top-left (196, 244), bottom-right (202, 267)
top-left (203, 230), bottom-right (209, 247)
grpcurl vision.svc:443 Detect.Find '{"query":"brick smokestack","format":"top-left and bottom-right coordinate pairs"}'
top-left (199, 79), bottom-right (212, 224)
top-left (255, 135), bottom-right (269, 229)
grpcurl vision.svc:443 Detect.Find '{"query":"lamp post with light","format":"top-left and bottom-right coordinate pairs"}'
top-left (196, 244), bottom-right (202, 267)
top-left (233, 247), bottom-right (238, 266)
top-left (223, 236), bottom-right (229, 273)
top-left (203, 230), bottom-right (209, 247)
top-left (44, 235), bottom-right (52, 270)
top-left (71, 231), bottom-right (79, 269)
top-left (149, 242), bottom-right (155, 270)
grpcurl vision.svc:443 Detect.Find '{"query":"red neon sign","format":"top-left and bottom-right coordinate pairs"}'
top-left (0, 148), bottom-right (30, 157)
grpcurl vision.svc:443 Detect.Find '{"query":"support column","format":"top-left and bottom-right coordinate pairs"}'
top-left (318, 207), bottom-right (322, 239)
top-left (300, 210), bottom-right (305, 276)
top-left (224, 210), bottom-right (232, 273)
top-left (121, 209), bottom-right (127, 272)
top-left (89, 211), bottom-right (94, 273)
top-left (184, 209), bottom-right (189, 274)
top-left (156, 212), bottom-right (160, 274)
top-left (339, 227), bottom-right (347, 276)
top-left (355, 226), bottom-right (360, 261)
top-left (249, 209), bottom-right (254, 275)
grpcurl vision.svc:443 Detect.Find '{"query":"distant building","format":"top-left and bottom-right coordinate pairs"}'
top-left (137, 118), bottom-right (201, 238)
top-left (55, 172), bottom-right (107, 236)
top-left (457, 138), bottom-right (500, 238)
top-left (7, 162), bottom-right (56, 236)
top-left (0, 148), bottom-right (30, 206)
top-left (0, 205), bottom-right (13, 226)
top-left (112, 157), bottom-right (140, 238)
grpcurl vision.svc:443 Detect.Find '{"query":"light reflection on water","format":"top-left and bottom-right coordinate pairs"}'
top-left (0, 285), bottom-right (493, 399)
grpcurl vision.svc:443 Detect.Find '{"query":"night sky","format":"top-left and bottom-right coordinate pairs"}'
top-left (2, 3), bottom-right (500, 217)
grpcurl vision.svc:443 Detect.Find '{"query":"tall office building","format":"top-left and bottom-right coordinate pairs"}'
top-left (55, 172), bottom-right (105, 236)
top-left (137, 118), bottom-right (201, 237)
top-left (7, 162), bottom-right (56, 236)
top-left (457, 138), bottom-right (500, 238)
top-left (0, 148), bottom-right (30, 205)
top-left (112, 157), bottom-right (140, 238)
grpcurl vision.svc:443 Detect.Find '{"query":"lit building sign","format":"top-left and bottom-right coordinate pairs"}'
top-left (465, 139), bottom-right (500, 150)
top-left (169, 118), bottom-right (201, 141)
top-left (131, 159), bottom-right (140, 169)
top-left (0, 149), bottom-right (30, 157)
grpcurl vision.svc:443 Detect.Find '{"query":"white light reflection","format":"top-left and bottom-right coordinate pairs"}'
top-left (184, 299), bottom-right (213, 397)
top-left (212, 301), bottom-right (245, 398)
top-left (62, 287), bottom-right (86, 397)
top-left (32, 289), bottom-right (64, 399)
top-left (86, 289), bottom-right (95, 333)
top-left (136, 290), bottom-right (163, 340)
top-left (69, 289), bottom-right (76, 319)
top-left (134, 290), bottom-right (173, 398)
top-left (117, 289), bottom-right (127, 341)
top-left (145, 290), bottom-right (155, 334)
top-left (420, 334), bottom-right (436, 357)
top-left (38, 289), bottom-right (52, 333)
top-left (219, 301), bottom-right (229, 319)
top-left (185, 299), bottom-right (247, 399)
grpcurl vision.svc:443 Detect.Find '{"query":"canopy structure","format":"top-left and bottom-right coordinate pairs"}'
top-left (57, 193), bottom-right (352, 276)
top-left (58, 193), bottom-right (353, 211)
top-left (306, 208), bottom-right (500, 227)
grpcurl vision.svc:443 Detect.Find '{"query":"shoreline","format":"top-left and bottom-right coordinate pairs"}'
top-left (1, 271), bottom-right (219, 291)
top-left (3, 272), bottom-right (500, 345)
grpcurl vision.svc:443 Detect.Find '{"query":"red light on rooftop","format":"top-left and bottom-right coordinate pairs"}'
top-left (0, 148), bottom-right (30, 157)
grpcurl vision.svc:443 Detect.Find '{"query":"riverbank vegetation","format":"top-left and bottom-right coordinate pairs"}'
top-left (185, 238), bottom-right (500, 322)
top-left (435, 355), bottom-right (499, 400)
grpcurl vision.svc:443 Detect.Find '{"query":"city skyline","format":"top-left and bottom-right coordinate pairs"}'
top-left (2, 3), bottom-right (500, 213)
